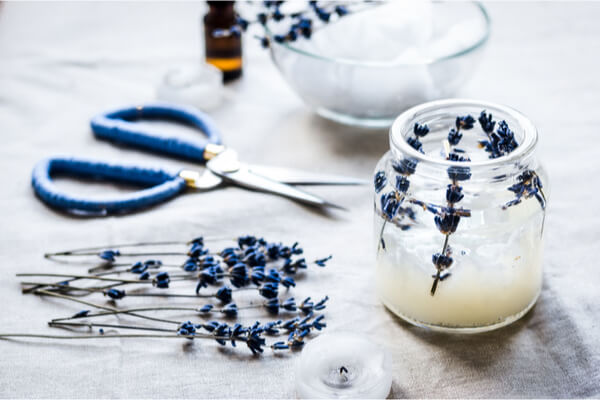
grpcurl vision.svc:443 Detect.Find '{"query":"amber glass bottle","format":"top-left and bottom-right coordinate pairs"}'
top-left (203, 1), bottom-right (242, 82)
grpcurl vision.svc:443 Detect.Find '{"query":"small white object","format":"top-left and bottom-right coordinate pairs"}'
top-left (295, 332), bottom-right (392, 399)
top-left (156, 64), bottom-right (224, 110)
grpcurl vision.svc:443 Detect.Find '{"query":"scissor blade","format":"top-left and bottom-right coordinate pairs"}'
top-left (246, 165), bottom-right (368, 186)
top-left (216, 167), bottom-right (346, 210)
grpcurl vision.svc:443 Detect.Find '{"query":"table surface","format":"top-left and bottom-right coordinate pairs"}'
top-left (0, 2), bottom-right (599, 398)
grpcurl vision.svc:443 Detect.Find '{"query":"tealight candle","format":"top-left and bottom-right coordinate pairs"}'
top-left (295, 332), bottom-right (392, 399)
top-left (373, 99), bottom-right (549, 332)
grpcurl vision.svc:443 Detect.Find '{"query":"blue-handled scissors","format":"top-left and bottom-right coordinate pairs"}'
top-left (31, 103), bottom-right (365, 215)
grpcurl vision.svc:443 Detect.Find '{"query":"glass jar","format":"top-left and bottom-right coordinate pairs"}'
top-left (373, 99), bottom-right (549, 333)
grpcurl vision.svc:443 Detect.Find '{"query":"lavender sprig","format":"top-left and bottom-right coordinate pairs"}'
top-left (212, 1), bottom-right (377, 48)
top-left (10, 235), bottom-right (331, 354)
top-left (375, 123), bottom-right (427, 251)
top-left (1, 315), bottom-right (327, 355)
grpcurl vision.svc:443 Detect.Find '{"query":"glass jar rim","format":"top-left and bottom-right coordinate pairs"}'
top-left (389, 98), bottom-right (538, 169)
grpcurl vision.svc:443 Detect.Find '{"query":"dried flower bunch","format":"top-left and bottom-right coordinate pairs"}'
top-left (374, 111), bottom-right (546, 295)
top-left (211, 1), bottom-right (372, 48)
top-left (2, 236), bottom-right (332, 354)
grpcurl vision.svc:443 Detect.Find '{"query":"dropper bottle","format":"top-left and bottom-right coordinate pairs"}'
top-left (203, 1), bottom-right (242, 82)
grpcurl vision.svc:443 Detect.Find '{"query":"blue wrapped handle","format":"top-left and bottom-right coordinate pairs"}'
top-left (31, 157), bottom-right (187, 215)
top-left (90, 103), bottom-right (223, 163)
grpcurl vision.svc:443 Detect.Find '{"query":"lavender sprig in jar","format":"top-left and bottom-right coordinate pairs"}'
top-left (373, 99), bottom-right (549, 333)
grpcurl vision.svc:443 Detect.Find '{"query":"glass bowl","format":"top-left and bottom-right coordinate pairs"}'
top-left (267, 2), bottom-right (491, 128)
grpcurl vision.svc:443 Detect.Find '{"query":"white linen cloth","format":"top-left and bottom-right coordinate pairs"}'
top-left (0, 2), bottom-right (598, 398)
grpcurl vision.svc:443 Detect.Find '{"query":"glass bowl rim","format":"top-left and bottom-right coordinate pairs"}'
top-left (389, 98), bottom-right (539, 169)
top-left (264, 1), bottom-right (491, 68)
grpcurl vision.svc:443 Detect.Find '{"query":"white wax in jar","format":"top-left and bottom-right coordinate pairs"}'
top-left (376, 198), bottom-right (544, 330)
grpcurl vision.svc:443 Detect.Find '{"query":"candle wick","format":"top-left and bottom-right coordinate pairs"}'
top-left (339, 366), bottom-right (349, 381)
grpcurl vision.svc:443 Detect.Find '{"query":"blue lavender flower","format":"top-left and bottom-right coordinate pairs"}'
top-left (144, 259), bottom-right (162, 267)
top-left (265, 298), bottom-right (280, 315)
top-left (154, 271), bottom-right (170, 289)
top-left (478, 110), bottom-right (495, 133)
top-left (312, 315), bottom-right (326, 331)
top-left (189, 236), bottom-right (204, 245)
top-left (447, 152), bottom-right (470, 162)
top-left (407, 137), bottom-right (423, 152)
top-left (315, 7), bottom-right (331, 22)
top-left (139, 271), bottom-right (150, 281)
top-left (263, 320), bottom-right (282, 335)
top-left (246, 325), bottom-right (266, 354)
top-left (282, 258), bottom-right (307, 274)
top-left (230, 324), bottom-right (247, 348)
top-left (282, 317), bottom-right (300, 331)
top-left (434, 210), bottom-right (461, 235)
top-left (229, 263), bottom-right (249, 288)
top-left (314, 255), bottom-right (332, 267)
top-left (214, 323), bottom-right (231, 345)
top-left (216, 286), bottom-right (233, 303)
top-left (446, 184), bottom-right (464, 203)
top-left (98, 250), bottom-right (120, 262)
top-left (243, 250), bottom-right (266, 267)
top-left (432, 253), bottom-right (453, 268)
top-left (496, 120), bottom-right (519, 154)
top-left (266, 243), bottom-right (281, 260)
top-left (223, 254), bottom-right (240, 267)
top-left (281, 297), bottom-right (296, 312)
top-left (288, 329), bottom-right (309, 349)
top-left (447, 128), bottom-right (463, 145)
top-left (447, 165), bottom-right (472, 181)
top-left (392, 158), bottom-right (417, 176)
top-left (278, 242), bottom-right (303, 259)
top-left (202, 321), bottom-right (220, 332)
top-left (220, 247), bottom-right (238, 258)
top-left (71, 310), bottom-right (90, 318)
top-left (503, 170), bottom-right (546, 210)
top-left (221, 303), bottom-right (238, 318)
top-left (200, 255), bottom-right (215, 264)
top-left (334, 5), bottom-right (348, 16)
top-left (456, 115), bottom-right (475, 130)
top-left (413, 123), bottom-right (430, 137)
top-left (395, 175), bottom-right (410, 193)
top-left (272, 341), bottom-right (289, 350)
top-left (259, 283), bottom-right (279, 299)
top-left (297, 18), bottom-right (312, 38)
top-left (374, 171), bottom-right (387, 193)
top-left (314, 296), bottom-right (329, 311)
top-left (281, 276), bottom-right (296, 288)
top-left (272, 7), bottom-right (284, 21)
top-left (296, 313), bottom-right (314, 331)
top-left (299, 297), bottom-right (314, 315)
top-left (183, 259), bottom-right (198, 272)
top-left (188, 242), bottom-right (208, 258)
top-left (105, 288), bottom-right (126, 300)
top-left (380, 192), bottom-right (401, 220)
top-left (251, 270), bottom-right (265, 286)
top-left (265, 268), bottom-right (281, 283)
top-left (257, 12), bottom-right (268, 25)
top-left (238, 235), bottom-right (258, 248)
top-left (178, 321), bottom-right (196, 339)
top-left (199, 304), bottom-right (214, 313)
top-left (130, 261), bottom-right (147, 274)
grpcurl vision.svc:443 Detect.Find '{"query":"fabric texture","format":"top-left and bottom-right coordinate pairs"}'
top-left (0, 2), bottom-right (599, 398)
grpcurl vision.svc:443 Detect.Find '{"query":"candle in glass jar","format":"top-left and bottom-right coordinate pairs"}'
top-left (373, 99), bottom-right (548, 332)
